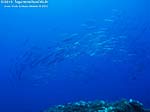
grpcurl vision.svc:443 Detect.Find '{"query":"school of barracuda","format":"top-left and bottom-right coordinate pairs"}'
top-left (10, 9), bottom-right (146, 85)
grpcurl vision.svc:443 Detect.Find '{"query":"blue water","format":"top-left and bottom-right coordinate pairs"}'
top-left (0, 0), bottom-right (150, 111)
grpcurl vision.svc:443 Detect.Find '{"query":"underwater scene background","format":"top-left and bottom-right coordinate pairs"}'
top-left (0, 0), bottom-right (150, 111)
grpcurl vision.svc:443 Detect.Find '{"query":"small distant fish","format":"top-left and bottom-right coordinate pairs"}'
top-left (62, 37), bottom-right (73, 43)
top-left (69, 33), bottom-right (79, 37)
top-left (86, 26), bottom-right (97, 30)
top-left (80, 23), bottom-right (88, 27)
top-left (74, 42), bottom-right (80, 45)
top-left (119, 35), bottom-right (127, 39)
top-left (90, 52), bottom-right (96, 56)
top-left (94, 31), bottom-right (105, 34)
top-left (104, 19), bottom-right (114, 22)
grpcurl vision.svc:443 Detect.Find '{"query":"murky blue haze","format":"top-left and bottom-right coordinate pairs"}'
top-left (0, 0), bottom-right (150, 111)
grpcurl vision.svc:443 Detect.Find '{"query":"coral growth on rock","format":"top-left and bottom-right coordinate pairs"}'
top-left (43, 99), bottom-right (150, 112)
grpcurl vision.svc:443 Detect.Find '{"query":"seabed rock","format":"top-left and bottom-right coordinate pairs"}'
top-left (43, 99), bottom-right (150, 112)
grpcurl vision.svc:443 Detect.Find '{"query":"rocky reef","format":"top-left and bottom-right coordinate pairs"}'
top-left (43, 99), bottom-right (150, 112)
